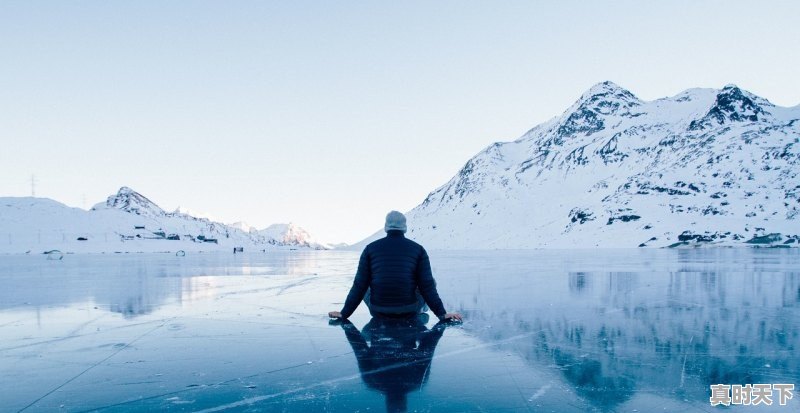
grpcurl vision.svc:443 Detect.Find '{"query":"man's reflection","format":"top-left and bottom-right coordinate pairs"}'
top-left (333, 315), bottom-right (450, 413)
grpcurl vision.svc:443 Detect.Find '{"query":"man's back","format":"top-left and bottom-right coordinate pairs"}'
top-left (330, 211), bottom-right (460, 322)
top-left (363, 232), bottom-right (428, 309)
top-left (340, 230), bottom-right (446, 319)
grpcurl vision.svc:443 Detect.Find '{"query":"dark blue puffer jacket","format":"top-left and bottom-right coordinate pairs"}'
top-left (340, 231), bottom-right (447, 319)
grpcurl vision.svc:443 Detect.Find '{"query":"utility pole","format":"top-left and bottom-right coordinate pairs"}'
top-left (30, 175), bottom-right (37, 197)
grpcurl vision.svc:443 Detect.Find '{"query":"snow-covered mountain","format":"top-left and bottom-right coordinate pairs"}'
top-left (99, 186), bottom-right (166, 218)
top-left (357, 82), bottom-right (800, 249)
top-left (0, 187), bottom-right (330, 253)
top-left (256, 223), bottom-right (322, 248)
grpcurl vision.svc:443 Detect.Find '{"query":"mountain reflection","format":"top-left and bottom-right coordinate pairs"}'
top-left (333, 316), bottom-right (448, 413)
top-left (454, 269), bottom-right (800, 409)
top-left (0, 252), bottom-right (349, 318)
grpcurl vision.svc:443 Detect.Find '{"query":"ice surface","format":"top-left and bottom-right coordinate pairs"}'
top-left (1, 249), bottom-right (798, 412)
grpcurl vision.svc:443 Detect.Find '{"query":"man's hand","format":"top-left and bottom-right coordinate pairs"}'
top-left (328, 311), bottom-right (343, 319)
top-left (442, 312), bottom-right (463, 322)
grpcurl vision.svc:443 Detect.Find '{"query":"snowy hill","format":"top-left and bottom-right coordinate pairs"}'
top-left (357, 82), bottom-right (800, 249)
top-left (98, 186), bottom-right (166, 218)
top-left (256, 223), bottom-right (322, 249)
top-left (0, 187), bottom-right (330, 254)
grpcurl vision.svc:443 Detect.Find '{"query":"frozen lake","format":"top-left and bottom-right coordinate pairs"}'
top-left (1, 249), bottom-right (798, 412)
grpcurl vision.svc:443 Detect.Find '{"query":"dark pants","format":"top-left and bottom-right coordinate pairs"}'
top-left (364, 288), bottom-right (429, 318)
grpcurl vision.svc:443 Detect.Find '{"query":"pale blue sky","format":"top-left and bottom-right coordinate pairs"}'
top-left (1, 1), bottom-right (798, 243)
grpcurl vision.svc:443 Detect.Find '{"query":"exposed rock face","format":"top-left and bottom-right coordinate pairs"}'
top-left (97, 186), bottom-right (166, 218)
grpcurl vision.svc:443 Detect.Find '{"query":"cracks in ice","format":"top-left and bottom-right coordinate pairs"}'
top-left (16, 320), bottom-right (171, 413)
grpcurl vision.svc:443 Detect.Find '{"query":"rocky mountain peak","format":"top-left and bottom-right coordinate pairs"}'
top-left (96, 186), bottom-right (165, 217)
top-left (690, 84), bottom-right (769, 130)
top-left (577, 81), bottom-right (641, 111)
top-left (583, 81), bottom-right (634, 98)
top-left (555, 81), bottom-right (643, 140)
top-left (258, 223), bottom-right (327, 249)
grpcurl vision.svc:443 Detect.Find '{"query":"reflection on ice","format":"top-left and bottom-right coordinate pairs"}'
top-left (437, 249), bottom-right (799, 411)
top-left (333, 315), bottom-right (448, 413)
top-left (0, 248), bottom-right (798, 412)
top-left (0, 251), bottom-right (346, 317)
